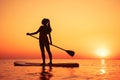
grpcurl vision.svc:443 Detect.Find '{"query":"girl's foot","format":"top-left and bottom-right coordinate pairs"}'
top-left (48, 62), bottom-right (52, 65)
top-left (41, 62), bottom-right (45, 65)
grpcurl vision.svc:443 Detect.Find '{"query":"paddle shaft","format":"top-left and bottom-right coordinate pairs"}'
top-left (28, 35), bottom-right (66, 51)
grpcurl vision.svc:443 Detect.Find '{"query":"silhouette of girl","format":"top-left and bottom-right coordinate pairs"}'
top-left (27, 18), bottom-right (52, 65)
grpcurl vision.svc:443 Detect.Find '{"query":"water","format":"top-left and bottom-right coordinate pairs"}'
top-left (0, 59), bottom-right (120, 80)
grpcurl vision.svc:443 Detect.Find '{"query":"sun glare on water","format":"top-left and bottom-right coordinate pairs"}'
top-left (96, 48), bottom-right (109, 58)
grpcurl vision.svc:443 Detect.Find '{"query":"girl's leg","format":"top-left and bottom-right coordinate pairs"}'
top-left (45, 43), bottom-right (52, 64)
top-left (40, 42), bottom-right (45, 64)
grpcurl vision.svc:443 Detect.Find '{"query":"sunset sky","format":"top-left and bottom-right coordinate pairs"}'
top-left (0, 0), bottom-right (120, 59)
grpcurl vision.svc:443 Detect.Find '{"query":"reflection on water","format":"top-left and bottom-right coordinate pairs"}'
top-left (100, 59), bottom-right (106, 75)
top-left (40, 65), bottom-right (53, 80)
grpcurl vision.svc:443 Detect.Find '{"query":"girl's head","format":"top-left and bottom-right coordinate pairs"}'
top-left (42, 18), bottom-right (50, 26)
top-left (42, 18), bottom-right (52, 33)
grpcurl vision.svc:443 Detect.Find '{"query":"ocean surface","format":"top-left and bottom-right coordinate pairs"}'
top-left (0, 59), bottom-right (120, 80)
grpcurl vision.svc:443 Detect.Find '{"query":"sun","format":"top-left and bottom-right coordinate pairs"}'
top-left (96, 48), bottom-right (109, 58)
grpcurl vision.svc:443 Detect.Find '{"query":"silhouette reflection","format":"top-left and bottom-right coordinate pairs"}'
top-left (40, 65), bottom-right (52, 80)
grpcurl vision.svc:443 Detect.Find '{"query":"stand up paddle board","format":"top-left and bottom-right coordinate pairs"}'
top-left (14, 61), bottom-right (79, 67)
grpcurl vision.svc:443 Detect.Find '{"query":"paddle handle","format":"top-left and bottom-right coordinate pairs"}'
top-left (50, 44), bottom-right (66, 51)
top-left (28, 35), bottom-right (39, 39)
top-left (27, 34), bottom-right (66, 51)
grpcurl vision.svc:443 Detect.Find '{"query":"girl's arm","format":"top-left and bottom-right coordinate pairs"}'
top-left (49, 33), bottom-right (52, 44)
top-left (27, 31), bottom-right (38, 35)
top-left (27, 27), bottom-right (40, 35)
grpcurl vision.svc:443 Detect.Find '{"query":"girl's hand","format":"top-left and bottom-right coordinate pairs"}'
top-left (49, 42), bottom-right (52, 45)
top-left (26, 33), bottom-right (31, 35)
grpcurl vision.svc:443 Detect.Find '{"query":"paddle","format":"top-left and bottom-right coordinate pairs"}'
top-left (26, 34), bottom-right (75, 56)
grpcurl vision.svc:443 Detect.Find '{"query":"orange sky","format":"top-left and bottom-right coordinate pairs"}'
top-left (0, 0), bottom-right (120, 59)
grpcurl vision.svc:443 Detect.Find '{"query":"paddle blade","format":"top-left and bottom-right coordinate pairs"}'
top-left (66, 50), bottom-right (75, 57)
